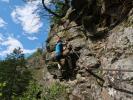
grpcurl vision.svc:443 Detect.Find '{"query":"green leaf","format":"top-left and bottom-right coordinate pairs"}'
top-left (0, 93), bottom-right (2, 96)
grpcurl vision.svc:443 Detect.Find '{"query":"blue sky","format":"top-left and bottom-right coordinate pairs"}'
top-left (0, 0), bottom-right (51, 59)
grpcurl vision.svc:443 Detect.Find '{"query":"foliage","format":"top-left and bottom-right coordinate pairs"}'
top-left (50, 0), bottom-right (67, 24)
top-left (26, 0), bottom-right (69, 24)
top-left (43, 82), bottom-right (68, 100)
top-left (16, 80), bottom-right (42, 100)
top-left (0, 82), bottom-right (6, 97)
top-left (0, 48), bottom-right (68, 99)
top-left (27, 48), bottom-right (43, 59)
top-left (0, 48), bottom-right (32, 100)
top-left (12, 81), bottom-right (68, 100)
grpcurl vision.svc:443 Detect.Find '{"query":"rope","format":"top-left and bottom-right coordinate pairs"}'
top-left (71, 47), bottom-right (133, 72)
top-left (87, 67), bottom-right (133, 72)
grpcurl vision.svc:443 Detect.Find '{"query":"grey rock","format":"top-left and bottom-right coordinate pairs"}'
top-left (77, 56), bottom-right (100, 69)
top-left (111, 56), bottom-right (133, 80)
top-left (80, 48), bottom-right (92, 56)
top-left (69, 38), bottom-right (85, 50)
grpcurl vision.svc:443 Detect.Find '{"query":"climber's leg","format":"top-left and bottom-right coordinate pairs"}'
top-left (57, 63), bottom-right (61, 69)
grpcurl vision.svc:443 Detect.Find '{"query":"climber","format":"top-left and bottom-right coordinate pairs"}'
top-left (54, 35), bottom-right (72, 70)
top-left (54, 35), bottom-right (72, 61)
top-left (55, 36), bottom-right (63, 61)
top-left (45, 34), bottom-right (72, 70)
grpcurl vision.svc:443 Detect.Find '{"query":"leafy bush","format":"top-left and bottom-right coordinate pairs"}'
top-left (43, 82), bottom-right (68, 100)
top-left (18, 80), bottom-right (42, 100)
top-left (19, 81), bottom-right (68, 100)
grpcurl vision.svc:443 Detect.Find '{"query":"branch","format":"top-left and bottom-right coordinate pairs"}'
top-left (42, 0), bottom-right (63, 18)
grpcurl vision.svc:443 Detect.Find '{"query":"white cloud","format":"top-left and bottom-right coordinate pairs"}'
top-left (23, 49), bottom-right (36, 54)
top-left (0, 37), bottom-right (36, 57)
top-left (0, 17), bottom-right (7, 28)
top-left (27, 36), bottom-right (38, 40)
top-left (1, 37), bottom-right (23, 55)
top-left (11, 1), bottom-right (43, 34)
top-left (0, 33), bottom-right (4, 42)
top-left (1, 0), bottom-right (9, 3)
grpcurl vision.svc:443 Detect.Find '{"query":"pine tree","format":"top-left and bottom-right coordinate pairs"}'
top-left (0, 48), bottom-right (31, 100)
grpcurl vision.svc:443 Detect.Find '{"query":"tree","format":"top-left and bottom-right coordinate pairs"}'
top-left (0, 48), bottom-right (32, 100)
top-left (42, 0), bottom-right (63, 18)
top-left (26, 0), bottom-right (70, 23)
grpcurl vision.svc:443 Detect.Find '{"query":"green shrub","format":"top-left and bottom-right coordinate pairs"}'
top-left (18, 80), bottom-right (42, 100)
top-left (43, 82), bottom-right (68, 100)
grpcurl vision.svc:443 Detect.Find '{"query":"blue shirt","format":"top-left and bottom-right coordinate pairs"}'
top-left (55, 42), bottom-right (63, 55)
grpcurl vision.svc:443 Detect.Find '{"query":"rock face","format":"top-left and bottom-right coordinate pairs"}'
top-left (77, 54), bottom-right (100, 69)
top-left (44, 1), bottom-right (133, 100)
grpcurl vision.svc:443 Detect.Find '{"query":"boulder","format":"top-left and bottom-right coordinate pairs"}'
top-left (69, 38), bottom-right (85, 50)
top-left (77, 55), bottom-right (100, 69)
top-left (111, 56), bottom-right (133, 80)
